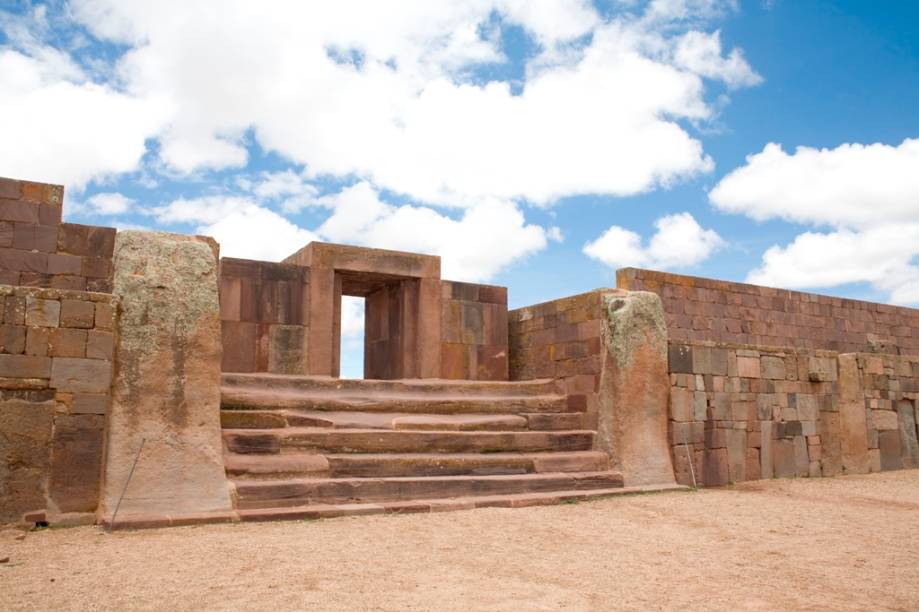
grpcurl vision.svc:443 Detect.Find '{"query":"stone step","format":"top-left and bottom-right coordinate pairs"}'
top-left (221, 387), bottom-right (571, 415)
top-left (223, 428), bottom-right (595, 455)
top-left (220, 409), bottom-right (586, 431)
top-left (222, 373), bottom-right (559, 397)
top-left (224, 451), bottom-right (610, 479)
top-left (233, 471), bottom-right (625, 508)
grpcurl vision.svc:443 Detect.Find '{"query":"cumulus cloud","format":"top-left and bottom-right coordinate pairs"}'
top-left (583, 212), bottom-right (724, 269)
top-left (85, 192), bottom-right (134, 215)
top-left (315, 182), bottom-right (547, 282)
top-left (9, 0), bottom-right (757, 205)
top-left (711, 138), bottom-right (919, 304)
top-left (710, 139), bottom-right (919, 227)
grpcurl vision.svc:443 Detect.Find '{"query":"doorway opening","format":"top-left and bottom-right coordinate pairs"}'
top-left (339, 295), bottom-right (365, 379)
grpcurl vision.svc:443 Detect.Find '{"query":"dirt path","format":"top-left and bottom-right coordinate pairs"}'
top-left (2, 471), bottom-right (918, 611)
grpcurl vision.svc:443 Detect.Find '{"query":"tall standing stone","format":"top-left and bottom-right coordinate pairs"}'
top-left (837, 354), bottom-right (870, 474)
top-left (98, 231), bottom-right (232, 522)
top-left (596, 291), bottom-right (675, 486)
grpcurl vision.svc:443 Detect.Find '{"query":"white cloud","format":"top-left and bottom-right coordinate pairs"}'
top-left (673, 30), bottom-right (762, 89)
top-left (151, 196), bottom-right (253, 225)
top-left (711, 138), bottom-right (919, 304)
top-left (0, 48), bottom-right (168, 189)
top-left (86, 191), bottom-right (133, 215)
top-left (583, 212), bottom-right (724, 269)
top-left (315, 182), bottom-right (547, 282)
top-left (197, 205), bottom-right (318, 262)
top-left (32, 0), bottom-right (757, 204)
top-left (710, 139), bottom-right (919, 228)
top-left (340, 296), bottom-right (365, 338)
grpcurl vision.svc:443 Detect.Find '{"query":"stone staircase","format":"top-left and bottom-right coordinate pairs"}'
top-left (220, 373), bottom-right (633, 521)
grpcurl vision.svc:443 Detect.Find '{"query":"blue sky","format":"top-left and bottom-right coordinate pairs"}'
top-left (2, 0), bottom-right (918, 377)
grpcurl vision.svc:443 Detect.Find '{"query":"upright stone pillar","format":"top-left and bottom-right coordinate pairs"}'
top-left (98, 231), bottom-right (233, 525)
top-left (596, 291), bottom-right (676, 486)
top-left (837, 353), bottom-right (870, 474)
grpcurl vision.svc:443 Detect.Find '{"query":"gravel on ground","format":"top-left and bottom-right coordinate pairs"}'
top-left (1, 470), bottom-right (917, 611)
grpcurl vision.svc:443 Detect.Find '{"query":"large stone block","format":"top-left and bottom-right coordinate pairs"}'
top-left (0, 399), bottom-right (54, 522)
top-left (100, 231), bottom-right (232, 521)
top-left (50, 357), bottom-right (111, 393)
top-left (47, 414), bottom-right (104, 514)
top-left (596, 291), bottom-right (675, 486)
top-left (837, 354), bottom-right (870, 474)
top-left (896, 401), bottom-right (919, 468)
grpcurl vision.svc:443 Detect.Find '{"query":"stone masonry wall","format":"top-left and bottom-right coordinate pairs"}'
top-left (0, 285), bottom-right (116, 524)
top-left (441, 280), bottom-right (509, 380)
top-left (0, 177), bottom-right (116, 293)
top-left (219, 257), bottom-right (311, 374)
top-left (508, 290), bottom-right (606, 426)
top-left (618, 268), bottom-right (919, 355)
top-left (667, 341), bottom-right (919, 487)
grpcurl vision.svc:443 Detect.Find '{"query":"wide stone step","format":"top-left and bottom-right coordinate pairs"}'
top-left (223, 428), bottom-right (595, 455)
top-left (221, 388), bottom-right (571, 415)
top-left (220, 409), bottom-right (586, 431)
top-left (224, 450), bottom-right (610, 479)
top-left (222, 373), bottom-right (559, 397)
top-left (234, 485), bottom-right (686, 523)
top-left (233, 471), bottom-right (625, 507)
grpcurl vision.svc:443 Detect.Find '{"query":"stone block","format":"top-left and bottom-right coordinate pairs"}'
top-left (267, 324), bottom-right (306, 375)
top-left (0, 324), bottom-right (26, 354)
top-left (0, 198), bottom-right (40, 223)
top-left (668, 343), bottom-right (693, 374)
top-left (670, 387), bottom-right (693, 421)
top-left (101, 231), bottom-right (231, 519)
top-left (49, 328), bottom-right (86, 358)
top-left (896, 401), bottom-right (919, 468)
top-left (797, 394), bottom-right (820, 421)
top-left (878, 430), bottom-right (903, 471)
top-left (25, 296), bottom-right (59, 327)
top-left (872, 410), bottom-right (899, 431)
top-left (703, 448), bottom-right (729, 486)
top-left (760, 423), bottom-right (774, 478)
top-left (746, 448), bottom-right (761, 481)
top-left (0, 353), bottom-right (51, 378)
top-left (709, 392), bottom-right (730, 420)
top-left (85, 330), bottom-right (114, 360)
top-left (693, 391), bottom-right (707, 421)
top-left (221, 320), bottom-right (257, 372)
top-left (25, 326), bottom-right (50, 356)
top-left (50, 357), bottom-right (111, 393)
top-left (807, 357), bottom-right (838, 382)
top-left (71, 393), bottom-right (111, 415)
top-left (60, 299), bottom-right (95, 328)
top-left (47, 414), bottom-right (105, 514)
top-left (0, 399), bottom-right (54, 522)
top-left (94, 302), bottom-right (114, 329)
top-left (57, 223), bottom-right (116, 257)
top-left (773, 438), bottom-right (797, 478)
top-left (4, 296), bottom-right (25, 325)
top-left (837, 354), bottom-right (870, 474)
top-left (726, 429), bottom-right (747, 482)
top-left (761, 356), bottom-right (786, 380)
top-left (597, 292), bottom-right (674, 486)
top-left (47, 253), bottom-right (82, 275)
top-left (737, 356), bottom-right (760, 378)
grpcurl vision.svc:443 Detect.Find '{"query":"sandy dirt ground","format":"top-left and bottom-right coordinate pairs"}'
top-left (1, 470), bottom-right (918, 611)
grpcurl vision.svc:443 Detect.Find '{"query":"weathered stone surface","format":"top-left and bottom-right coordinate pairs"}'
top-left (59, 299), bottom-right (95, 329)
top-left (760, 356), bottom-right (786, 380)
top-left (50, 357), bottom-right (111, 393)
top-left (100, 231), bottom-right (232, 520)
top-left (818, 412), bottom-right (842, 476)
top-left (871, 410), bottom-right (899, 431)
top-left (596, 291), bottom-right (674, 486)
top-left (837, 354), bottom-right (870, 474)
top-left (0, 399), bottom-right (54, 522)
top-left (47, 414), bottom-right (104, 514)
top-left (268, 324), bottom-right (306, 374)
top-left (878, 430), bottom-right (903, 471)
top-left (25, 296), bottom-right (59, 327)
top-left (896, 401), bottom-right (919, 468)
top-left (808, 356), bottom-right (838, 382)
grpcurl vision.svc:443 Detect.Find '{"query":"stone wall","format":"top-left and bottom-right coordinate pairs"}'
top-left (667, 341), bottom-right (919, 487)
top-left (618, 268), bottom-right (919, 355)
top-left (441, 280), bottom-right (509, 380)
top-left (0, 285), bottom-right (115, 524)
top-left (0, 177), bottom-right (115, 293)
top-left (219, 257), bottom-right (310, 374)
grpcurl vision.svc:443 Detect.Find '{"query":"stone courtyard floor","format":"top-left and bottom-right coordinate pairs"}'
top-left (1, 470), bottom-right (917, 611)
